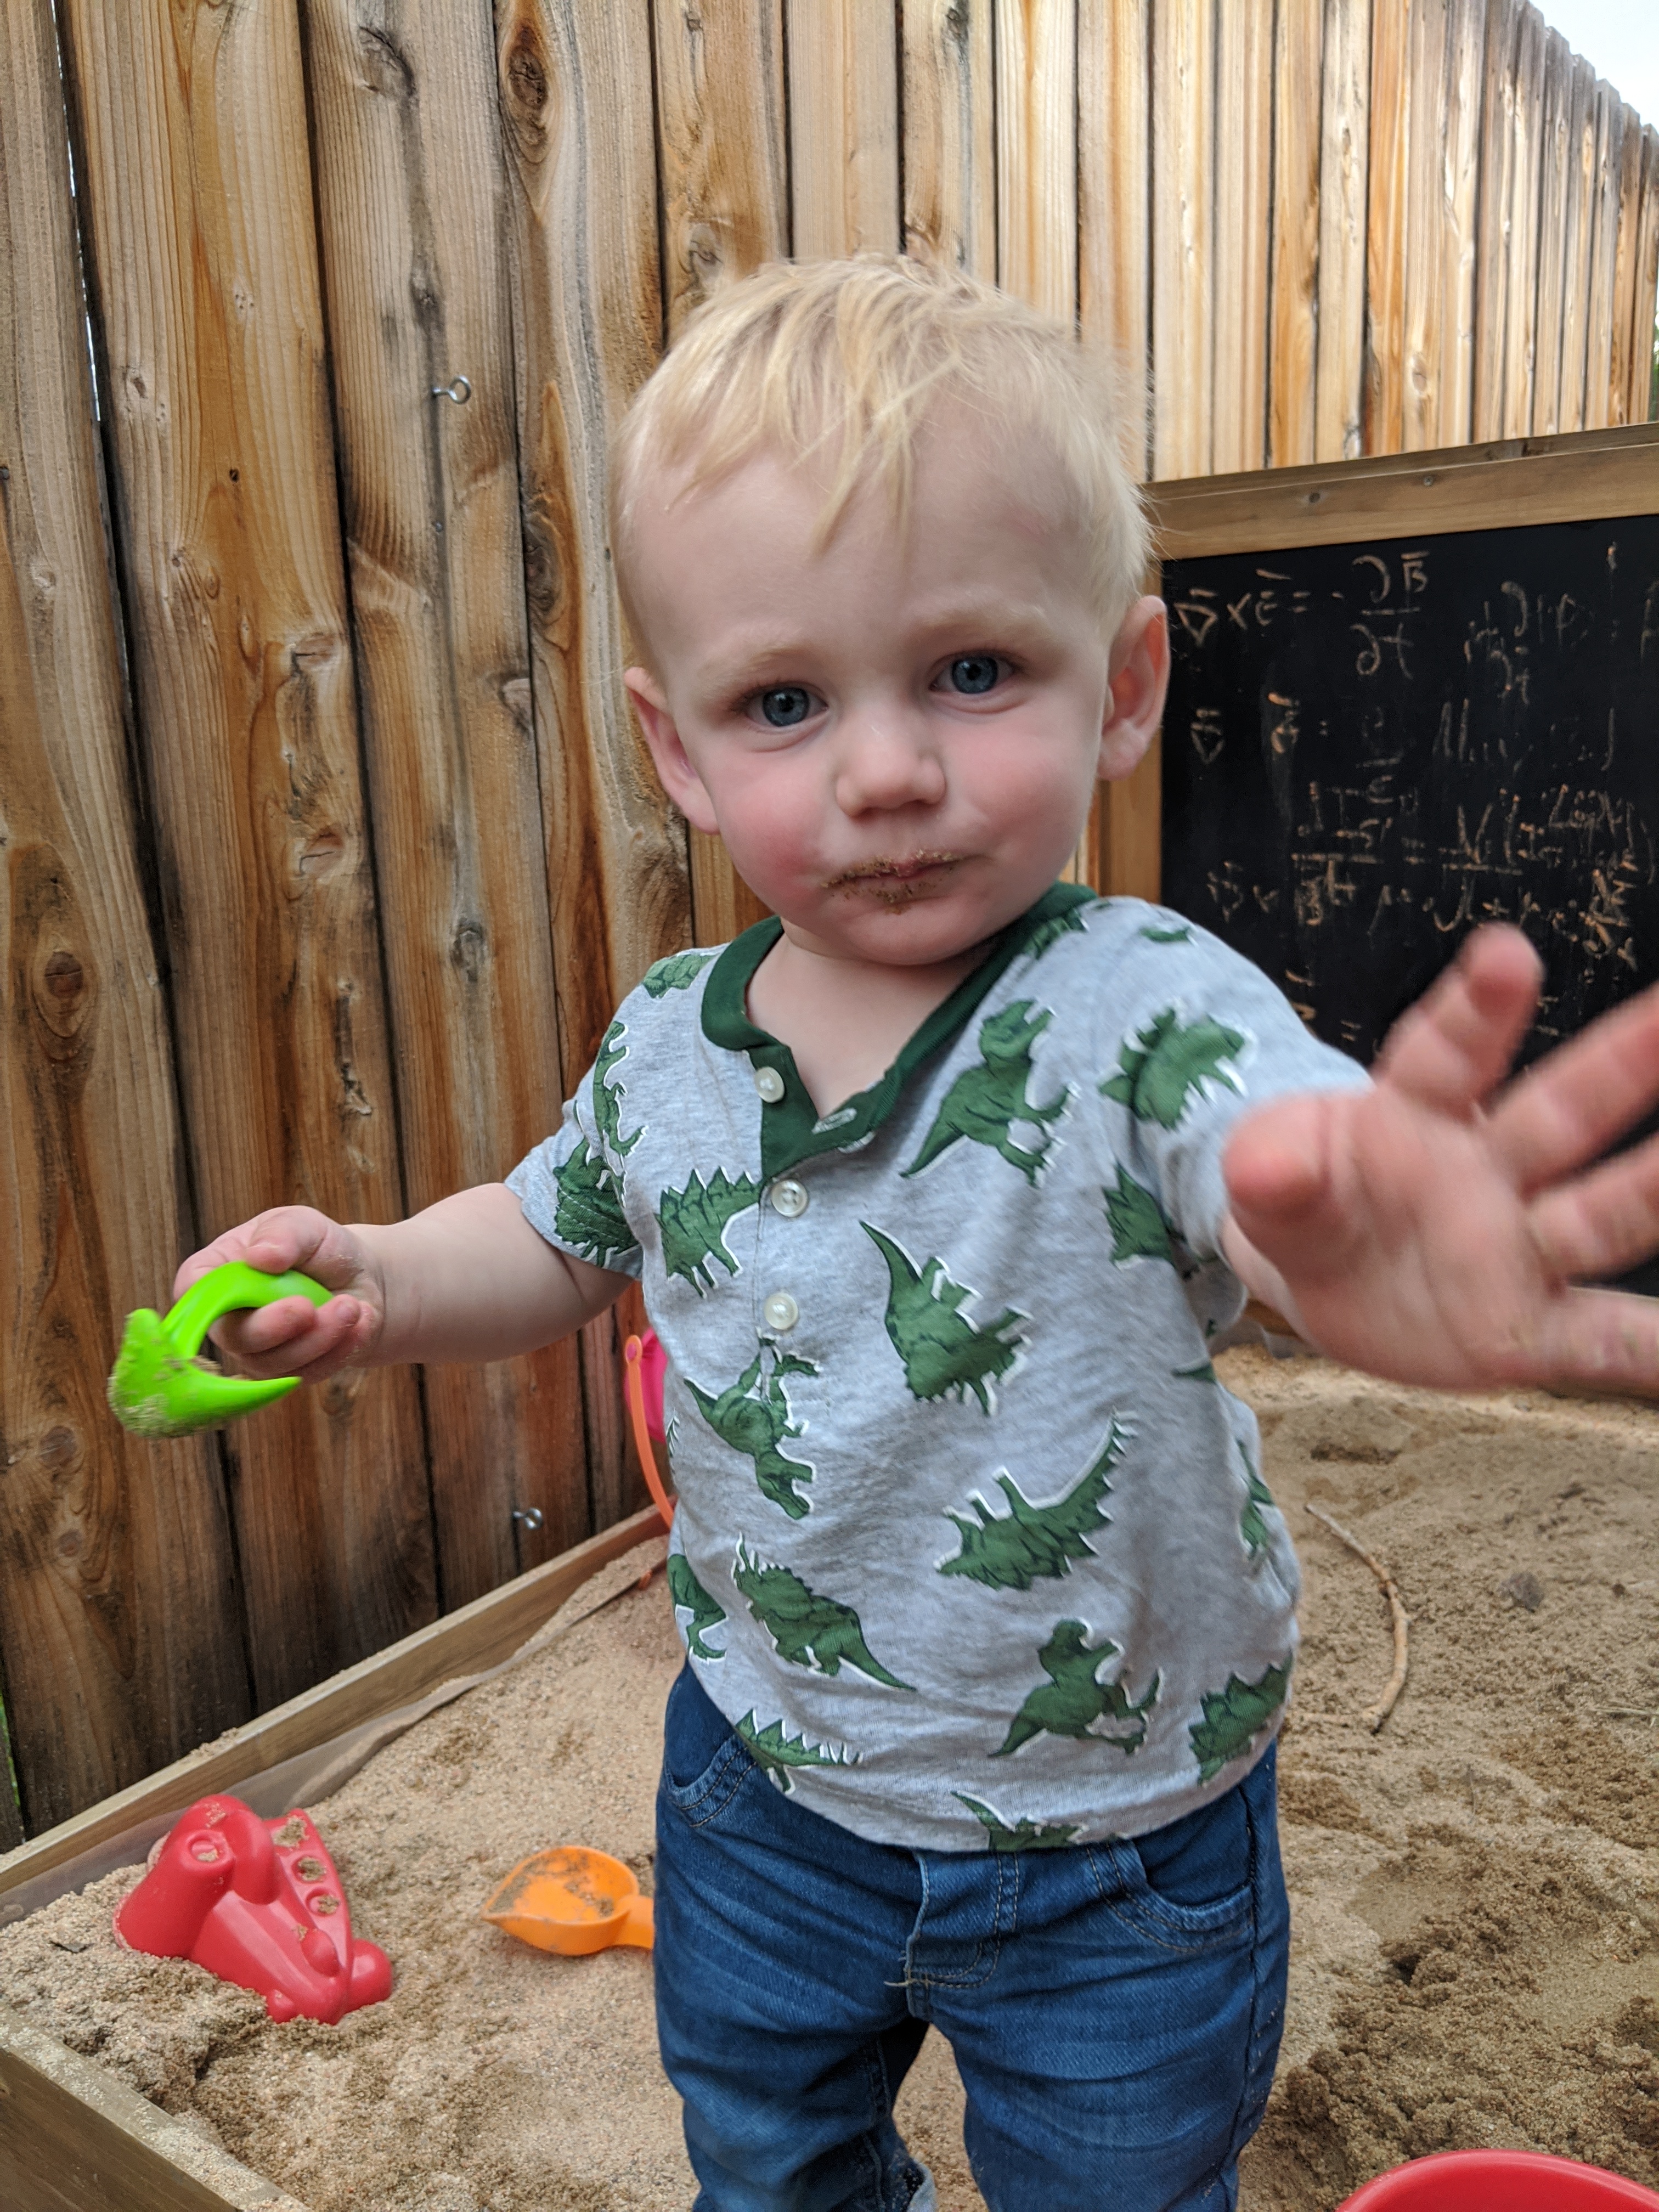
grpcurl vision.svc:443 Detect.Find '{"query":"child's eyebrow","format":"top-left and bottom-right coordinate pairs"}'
top-left (692, 602), bottom-right (1065, 697)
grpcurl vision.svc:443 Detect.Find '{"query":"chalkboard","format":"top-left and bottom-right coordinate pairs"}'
top-left (1162, 515), bottom-right (1659, 1062)
top-left (1160, 512), bottom-right (1659, 1293)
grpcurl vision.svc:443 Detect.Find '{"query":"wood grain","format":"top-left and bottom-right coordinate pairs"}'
top-left (1150, 419), bottom-right (1659, 558)
top-left (1212, 2), bottom-right (1273, 475)
top-left (1583, 81), bottom-right (1623, 431)
top-left (1496, 1), bottom-right (1545, 437)
top-left (1079, 0), bottom-right (1151, 466)
top-left (0, 0), bottom-right (253, 1837)
top-left (1472, 0), bottom-right (1517, 441)
top-left (902, 0), bottom-right (995, 277)
top-left (1401, 0), bottom-right (1449, 450)
top-left (1151, 0), bottom-right (1214, 479)
top-left (494, 0), bottom-right (689, 1535)
top-left (1609, 104), bottom-right (1646, 425)
top-left (785, 0), bottom-right (901, 258)
top-left (54, 0), bottom-right (435, 1715)
top-left (1364, 0), bottom-right (1409, 452)
top-left (301, 0), bottom-right (591, 1598)
top-left (654, 0), bottom-right (787, 330)
top-left (1268, 0), bottom-right (1325, 467)
top-left (1434, 0), bottom-right (1485, 450)
top-left (1531, 27), bottom-right (1572, 433)
top-left (1314, 0), bottom-right (1373, 462)
top-left (1555, 51), bottom-right (1598, 432)
top-left (1634, 129), bottom-right (1659, 424)
top-left (996, 0), bottom-right (1076, 320)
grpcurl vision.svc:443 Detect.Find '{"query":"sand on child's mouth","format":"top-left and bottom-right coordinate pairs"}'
top-left (2, 1348), bottom-right (1655, 2210)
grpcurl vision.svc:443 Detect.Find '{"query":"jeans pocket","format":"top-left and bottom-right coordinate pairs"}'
top-left (658, 1665), bottom-right (758, 1828)
top-left (1089, 1836), bottom-right (1255, 1954)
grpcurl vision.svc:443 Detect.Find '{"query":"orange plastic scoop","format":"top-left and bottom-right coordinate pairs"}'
top-left (481, 1847), bottom-right (653, 1956)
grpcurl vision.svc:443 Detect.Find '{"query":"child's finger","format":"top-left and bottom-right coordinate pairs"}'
top-left (1526, 1126), bottom-right (1659, 1281)
top-left (1222, 1094), bottom-right (1352, 1271)
top-left (1533, 1284), bottom-right (1659, 1396)
top-left (210, 1294), bottom-right (364, 1380)
top-left (1372, 925), bottom-right (1540, 1114)
top-left (1487, 976), bottom-right (1659, 1195)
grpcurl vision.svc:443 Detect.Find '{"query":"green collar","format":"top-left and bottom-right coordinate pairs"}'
top-left (701, 882), bottom-right (1096, 1182)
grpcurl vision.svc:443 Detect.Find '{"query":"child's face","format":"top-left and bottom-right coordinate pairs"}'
top-left (625, 410), bottom-right (1167, 969)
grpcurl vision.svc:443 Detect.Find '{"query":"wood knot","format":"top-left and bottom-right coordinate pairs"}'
top-left (503, 19), bottom-right (550, 137)
top-left (40, 1427), bottom-right (78, 1471)
top-left (297, 831), bottom-right (345, 878)
top-left (43, 950), bottom-right (84, 1004)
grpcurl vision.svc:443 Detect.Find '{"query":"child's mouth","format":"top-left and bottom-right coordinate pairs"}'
top-left (827, 853), bottom-right (964, 906)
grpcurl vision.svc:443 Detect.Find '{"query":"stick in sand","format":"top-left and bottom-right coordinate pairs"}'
top-left (1304, 1504), bottom-right (1411, 1733)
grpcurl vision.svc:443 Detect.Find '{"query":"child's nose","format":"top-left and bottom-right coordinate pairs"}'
top-left (832, 710), bottom-right (947, 814)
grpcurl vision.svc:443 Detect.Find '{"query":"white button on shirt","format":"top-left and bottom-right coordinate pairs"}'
top-left (763, 1290), bottom-right (800, 1332)
top-left (754, 1065), bottom-right (786, 1103)
top-left (770, 1178), bottom-right (809, 1218)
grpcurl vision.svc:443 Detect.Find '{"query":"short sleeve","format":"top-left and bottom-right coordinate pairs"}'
top-left (506, 1063), bottom-right (644, 1280)
top-left (1097, 912), bottom-right (1372, 1260)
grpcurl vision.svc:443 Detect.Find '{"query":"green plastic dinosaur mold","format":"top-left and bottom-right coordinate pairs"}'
top-left (107, 1262), bottom-right (331, 1437)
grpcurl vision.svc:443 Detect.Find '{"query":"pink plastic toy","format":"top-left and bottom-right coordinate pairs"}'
top-left (1336, 2151), bottom-right (1659, 2212)
top-left (115, 1795), bottom-right (392, 2024)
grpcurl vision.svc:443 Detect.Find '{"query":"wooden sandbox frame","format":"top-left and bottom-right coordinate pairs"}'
top-left (0, 1505), bottom-right (665, 2212)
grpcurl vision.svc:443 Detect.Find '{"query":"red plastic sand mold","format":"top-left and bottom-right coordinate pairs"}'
top-left (115, 1795), bottom-right (392, 2024)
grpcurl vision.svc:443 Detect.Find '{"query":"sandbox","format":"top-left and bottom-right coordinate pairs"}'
top-left (2, 1353), bottom-right (1655, 2211)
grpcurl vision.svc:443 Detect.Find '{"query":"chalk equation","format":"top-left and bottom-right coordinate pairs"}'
top-left (1162, 521), bottom-right (1659, 1064)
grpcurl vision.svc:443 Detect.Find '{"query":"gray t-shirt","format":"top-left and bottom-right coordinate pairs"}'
top-left (508, 886), bottom-right (1369, 1850)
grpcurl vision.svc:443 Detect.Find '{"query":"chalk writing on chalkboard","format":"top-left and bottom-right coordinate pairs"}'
top-left (1161, 519), bottom-right (1659, 1073)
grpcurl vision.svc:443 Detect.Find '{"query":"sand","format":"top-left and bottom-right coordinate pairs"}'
top-left (2, 1349), bottom-right (1655, 2210)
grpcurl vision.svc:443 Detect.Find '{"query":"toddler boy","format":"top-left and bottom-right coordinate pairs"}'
top-left (189, 258), bottom-right (1659, 2212)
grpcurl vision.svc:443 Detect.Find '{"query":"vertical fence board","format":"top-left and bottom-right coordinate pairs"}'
top-left (300, 0), bottom-right (591, 1595)
top-left (785, 0), bottom-right (901, 258)
top-left (1609, 104), bottom-right (1645, 424)
top-left (1559, 54), bottom-right (1598, 431)
top-left (1212, 4), bottom-right (1273, 474)
top-left (1472, 0), bottom-right (1517, 439)
top-left (1531, 28), bottom-right (1572, 432)
top-left (1268, 0), bottom-right (1325, 467)
top-left (653, 0), bottom-right (787, 951)
top-left (1151, 0), bottom-right (1214, 480)
top-left (1080, 0), bottom-right (1156, 900)
top-left (57, 0), bottom-right (436, 1713)
top-left (996, 0), bottom-right (1076, 320)
top-left (1314, 0), bottom-right (1372, 461)
top-left (1583, 83), bottom-right (1623, 428)
top-left (902, 0), bottom-right (995, 278)
top-left (0, 0), bottom-right (252, 1835)
top-left (494, 0), bottom-right (688, 1536)
top-left (1502, 2), bottom-right (1545, 434)
top-left (1400, 0), bottom-right (1449, 449)
top-left (1435, 0), bottom-right (1485, 449)
top-left (1364, 0), bottom-right (1409, 451)
top-left (1633, 130), bottom-right (1659, 423)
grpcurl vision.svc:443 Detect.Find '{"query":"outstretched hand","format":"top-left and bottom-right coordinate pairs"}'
top-left (1222, 926), bottom-right (1659, 1395)
top-left (173, 1206), bottom-right (385, 1385)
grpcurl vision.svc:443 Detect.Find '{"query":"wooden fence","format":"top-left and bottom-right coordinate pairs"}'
top-left (3, 0), bottom-right (1656, 1845)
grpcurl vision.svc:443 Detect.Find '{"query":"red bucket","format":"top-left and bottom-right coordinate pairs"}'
top-left (1338, 2152), bottom-right (1659, 2212)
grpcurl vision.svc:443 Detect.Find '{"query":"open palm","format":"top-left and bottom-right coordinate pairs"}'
top-left (1223, 926), bottom-right (1659, 1394)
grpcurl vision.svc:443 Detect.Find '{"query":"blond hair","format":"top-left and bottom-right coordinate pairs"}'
top-left (610, 255), bottom-right (1149, 653)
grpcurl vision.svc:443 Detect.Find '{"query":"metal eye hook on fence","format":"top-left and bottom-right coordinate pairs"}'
top-left (511, 1506), bottom-right (544, 1532)
top-left (430, 374), bottom-right (472, 405)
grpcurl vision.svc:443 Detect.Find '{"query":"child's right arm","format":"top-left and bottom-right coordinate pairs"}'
top-left (173, 1185), bottom-right (630, 1386)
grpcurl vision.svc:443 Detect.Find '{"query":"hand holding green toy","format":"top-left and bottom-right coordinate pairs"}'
top-left (108, 1262), bottom-right (335, 1436)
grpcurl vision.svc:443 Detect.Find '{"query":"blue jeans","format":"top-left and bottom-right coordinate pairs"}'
top-left (654, 1667), bottom-right (1289, 2212)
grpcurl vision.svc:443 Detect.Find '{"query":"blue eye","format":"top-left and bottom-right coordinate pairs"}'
top-left (756, 686), bottom-right (815, 727)
top-left (945, 654), bottom-right (1003, 695)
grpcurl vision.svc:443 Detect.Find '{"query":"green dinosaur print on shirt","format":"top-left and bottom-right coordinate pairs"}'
top-left (993, 1622), bottom-right (1160, 1757)
top-left (552, 1139), bottom-right (634, 1267)
top-left (863, 1224), bottom-right (1024, 1413)
top-left (592, 1019), bottom-right (642, 1164)
top-left (642, 950), bottom-right (715, 997)
top-left (1025, 903), bottom-right (1094, 960)
top-left (1101, 1007), bottom-right (1247, 1130)
top-left (1139, 923), bottom-right (1193, 944)
top-left (1238, 1442), bottom-right (1276, 1559)
top-left (686, 1342), bottom-right (817, 1517)
top-left (1189, 1658), bottom-right (1292, 1782)
top-left (659, 1168), bottom-right (761, 1293)
top-left (667, 1553), bottom-right (727, 1660)
top-left (1173, 1359), bottom-right (1218, 1384)
top-left (733, 1541), bottom-right (912, 1688)
top-left (904, 1001), bottom-right (1070, 1183)
top-left (955, 1793), bottom-right (1080, 1852)
top-left (736, 1712), bottom-right (853, 1792)
top-left (938, 1420), bottom-right (1126, 1590)
top-left (1104, 1166), bottom-right (1173, 1265)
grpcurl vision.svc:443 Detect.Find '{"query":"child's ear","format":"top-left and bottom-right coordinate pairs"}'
top-left (624, 667), bottom-right (720, 834)
top-left (1097, 596), bottom-right (1170, 782)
